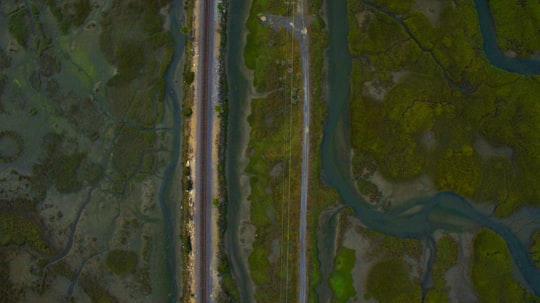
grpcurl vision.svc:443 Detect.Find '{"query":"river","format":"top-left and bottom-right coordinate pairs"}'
top-left (322, 0), bottom-right (540, 297)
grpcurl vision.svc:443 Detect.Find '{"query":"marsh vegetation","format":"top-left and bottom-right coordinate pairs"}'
top-left (0, 0), bottom-right (180, 301)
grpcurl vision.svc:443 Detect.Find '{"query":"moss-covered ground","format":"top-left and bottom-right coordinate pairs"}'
top-left (347, 0), bottom-right (540, 217)
top-left (471, 229), bottom-right (540, 302)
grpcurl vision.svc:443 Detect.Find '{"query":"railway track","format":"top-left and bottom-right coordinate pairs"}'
top-left (196, 0), bottom-right (214, 301)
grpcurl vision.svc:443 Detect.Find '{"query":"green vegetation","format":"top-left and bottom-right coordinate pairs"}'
top-left (0, 48), bottom-right (11, 70)
top-left (243, 0), bottom-right (305, 300)
top-left (359, 227), bottom-right (422, 259)
top-left (365, 258), bottom-right (422, 303)
top-left (105, 249), bottom-right (138, 275)
top-left (0, 200), bottom-right (50, 254)
top-left (531, 230), bottom-right (540, 267)
top-left (328, 246), bottom-right (356, 303)
top-left (46, 0), bottom-right (91, 34)
top-left (79, 274), bottom-right (119, 303)
top-left (100, 0), bottom-right (172, 125)
top-left (182, 106), bottom-right (193, 117)
top-left (31, 134), bottom-right (86, 194)
top-left (351, 225), bottom-right (422, 303)
top-left (7, 8), bottom-right (30, 48)
top-left (8, 5), bottom-right (50, 53)
top-left (425, 236), bottom-right (458, 303)
top-left (347, 0), bottom-right (540, 216)
top-left (489, 1), bottom-right (540, 57)
top-left (0, 252), bottom-right (18, 301)
top-left (471, 229), bottom-right (540, 302)
top-left (244, 0), bottom-right (291, 92)
top-left (112, 126), bottom-right (155, 178)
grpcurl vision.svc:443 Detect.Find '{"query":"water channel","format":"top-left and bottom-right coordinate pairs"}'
top-left (160, 0), bottom-right (185, 300)
top-left (225, 0), bottom-right (256, 301)
top-left (322, 0), bottom-right (540, 297)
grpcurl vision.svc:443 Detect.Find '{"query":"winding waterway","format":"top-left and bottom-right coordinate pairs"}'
top-left (322, 0), bottom-right (540, 297)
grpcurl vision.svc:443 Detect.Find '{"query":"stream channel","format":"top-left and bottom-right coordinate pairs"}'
top-left (160, 0), bottom-right (185, 300)
top-left (225, 0), bottom-right (540, 301)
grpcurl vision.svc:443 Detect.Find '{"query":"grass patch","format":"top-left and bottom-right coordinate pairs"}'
top-left (105, 249), bottom-right (138, 275)
top-left (365, 258), bottom-right (421, 303)
top-left (31, 133), bottom-right (86, 195)
top-left (79, 274), bottom-right (119, 303)
top-left (47, 0), bottom-right (92, 34)
top-left (359, 226), bottom-right (422, 259)
top-left (328, 246), bottom-right (356, 303)
top-left (243, 0), bottom-right (305, 299)
top-left (0, 200), bottom-right (50, 254)
top-left (471, 229), bottom-right (540, 302)
top-left (100, 0), bottom-right (173, 126)
top-left (112, 126), bottom-right (155, 178)
top-left (8, 8), bottom-right (30, 48)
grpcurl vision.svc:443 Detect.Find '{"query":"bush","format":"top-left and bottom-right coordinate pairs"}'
top-left (365, 258), bottom-right (421, 303)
